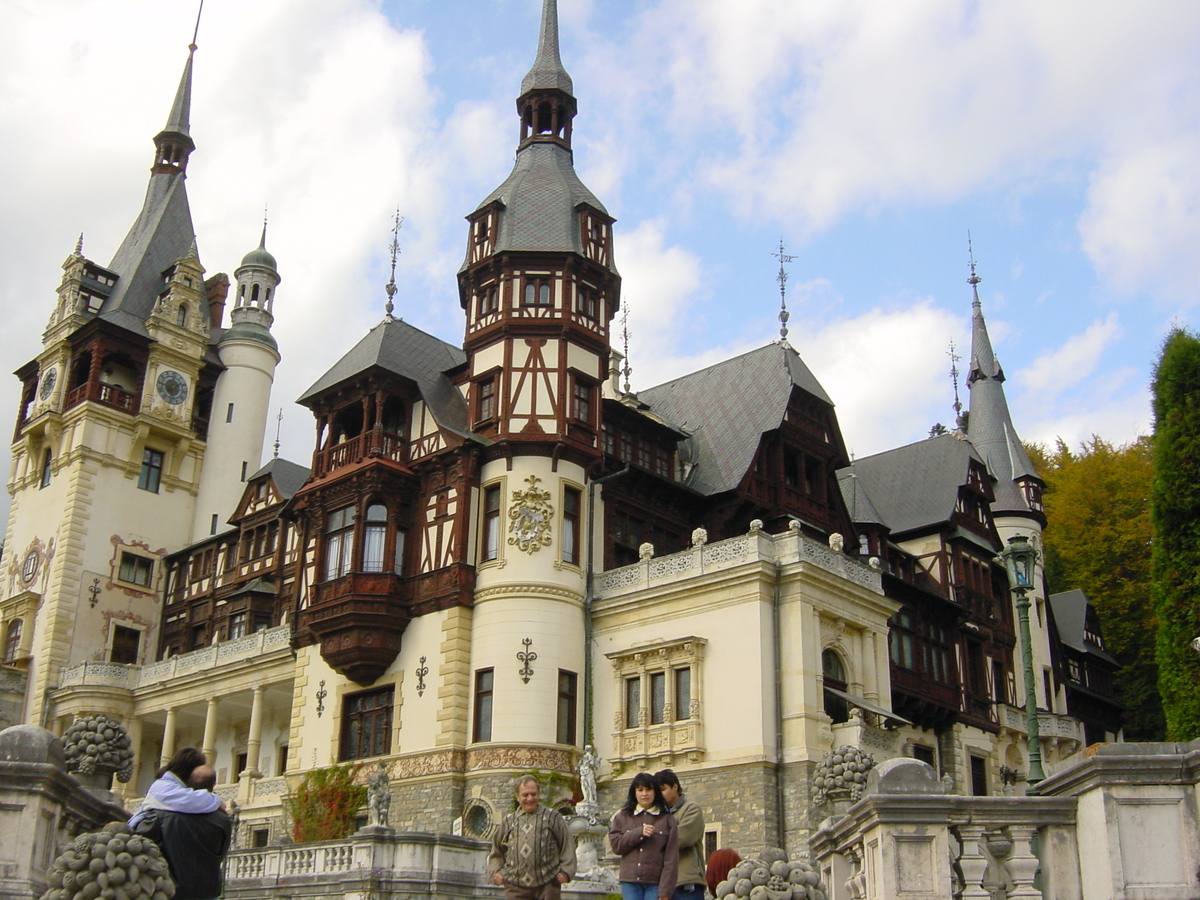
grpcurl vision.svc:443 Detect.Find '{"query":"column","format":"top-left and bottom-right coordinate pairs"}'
top-left (202, 698), bottom-right (220, 766)
top-left (863, 631), bottom-right (878, 703)
top-left (159, 707), bottom-right (178, 767)
top-left (244, 686), bottom-right (265, 778)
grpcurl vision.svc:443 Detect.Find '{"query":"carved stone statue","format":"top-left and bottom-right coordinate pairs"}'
top-left (367, 762), bottom-right (391, 827)
top-left (691, 527), bottom-right (707, 548)
top-left (829, 532), bottom-right (844, 552)
top-left (579, 745), bottom-right (600, 810)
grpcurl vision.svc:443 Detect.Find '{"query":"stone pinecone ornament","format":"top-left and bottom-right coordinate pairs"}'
top-left (63, 714), bottom-right (135, 783)
top-left (39, 822), bottom-right (176, 900)
top-left (713, 849), bottom-right (827, 900)
top-left (812, 744), bottom-right (876, 806)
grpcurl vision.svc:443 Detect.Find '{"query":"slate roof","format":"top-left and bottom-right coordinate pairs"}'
top-left (521, 0), bottom-right (573, 96)
top-left (965, 288), bottom-right (1039, 513)
top-left (250, 458), bottom-right (311, 500)
top-left (98, 51), bottom-right (198, 337)
top-left (840, 433), bottom-right (986, 536)
top-left (298, 317), bottom-right (473, 439)
top-left (837, 469), bottom-right (886, 526)
top-left (637, 342), bottom-right (833, 495)
top-left (465, 143), bottom-right (612, 272)
top-left (1048, 589), bottom-right (1120, 666)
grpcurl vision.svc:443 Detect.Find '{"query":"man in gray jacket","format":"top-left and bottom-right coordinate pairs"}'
top-left (655, 770), bottom-right (706, 900)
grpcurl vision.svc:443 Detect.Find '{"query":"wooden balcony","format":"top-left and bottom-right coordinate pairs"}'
top-left (63, 382), bottom-right (140, 414)
top-left (301, 572), bottom-right (411, 686)
top-left (312, 428), bottom-right (407, 477)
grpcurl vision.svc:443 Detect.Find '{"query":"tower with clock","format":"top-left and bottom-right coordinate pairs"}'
top-left (1, 44), bottom-right (280, 728)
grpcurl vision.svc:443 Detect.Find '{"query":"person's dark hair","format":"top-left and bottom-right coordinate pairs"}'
top-left (155, 747), bottom-right (206, 782)
top-left (654, 768), bottom-right (680, 791)
top-left (622, 771), bottom-right (664, 814)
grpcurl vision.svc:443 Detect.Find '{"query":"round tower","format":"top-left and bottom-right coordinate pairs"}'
top-left (190, 226), bottom-right (281, 539)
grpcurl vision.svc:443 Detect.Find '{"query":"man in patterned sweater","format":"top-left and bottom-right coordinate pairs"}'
top-left (489, 776), bottom-right (577, 900)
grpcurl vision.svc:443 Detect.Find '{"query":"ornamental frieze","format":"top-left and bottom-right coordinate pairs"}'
top-left (467, 745), bottom-right (574, 773)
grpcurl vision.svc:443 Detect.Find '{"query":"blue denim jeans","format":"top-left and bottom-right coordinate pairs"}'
top-left (673, 884), bottom-right (706, 900)
top-left (622, 882), bottom-right (660, 900)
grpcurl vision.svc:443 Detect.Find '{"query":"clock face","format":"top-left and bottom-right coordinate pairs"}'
top-left (39, 367), bottom-right (57, 400)
top-left (156, 370), bottom-right (189, 405)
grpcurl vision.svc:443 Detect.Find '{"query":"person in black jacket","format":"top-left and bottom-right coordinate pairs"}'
top-left (135, 765), bottom-right (232, 900)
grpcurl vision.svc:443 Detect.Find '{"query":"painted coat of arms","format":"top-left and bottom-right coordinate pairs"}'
top-left (508, 475), bottom-right (554, 553)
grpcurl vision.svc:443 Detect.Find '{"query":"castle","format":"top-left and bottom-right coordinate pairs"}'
top-left (0, 0), bottom-right (1121, 854)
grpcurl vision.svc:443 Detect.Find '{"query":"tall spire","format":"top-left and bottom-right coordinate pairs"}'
top-left (962, 241), bottom-right (1040, 516)
top-left (772, 239), bottom-right (795, 346)
top-left (521, 0), bottom-right (574, 96)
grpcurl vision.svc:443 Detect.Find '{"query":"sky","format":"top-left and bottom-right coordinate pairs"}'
top-left (2, 0), bottom-right (1198, 517)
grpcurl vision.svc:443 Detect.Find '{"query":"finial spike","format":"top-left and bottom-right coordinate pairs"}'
top-left (384, 210), bottom-right (402, 321)
top-left (260, 205), bottom-right (268, 249)
top-left (621, 307), bottom-right (633, 394)
top-left (273, 408), bottom-right (282, 459)
top-left (771, 238), bottom-right (796, 344)
top-left (75, 233), bottom-right (84, 256)
top-left (948, 340), bottom-right (965, 427)
top-left (967, 231), bottom-right (981, 287)
top-left (191, 0), bottom-right (203, 50)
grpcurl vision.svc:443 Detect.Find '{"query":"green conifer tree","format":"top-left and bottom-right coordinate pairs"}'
top-left (1151, 327), bottom-right (1200, 741)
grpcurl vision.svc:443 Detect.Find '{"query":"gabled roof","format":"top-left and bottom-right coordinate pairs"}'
top-left (638, 342), bottom-right (834, 495)
top-left (842, 433), bottom-right (987, 536)
top-left (1048, 589), bottom-right (1120, 665)
top-left (837, 469), bottom-right (886, 527)
top-left (298, 317), bottom-right (472, 438)
top-left (250, 458), bottom-right (310, 500)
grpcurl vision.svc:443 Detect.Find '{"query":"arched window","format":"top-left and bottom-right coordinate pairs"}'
top-left (822, 648), bottom-right (850, 724)
top-left (324, 506), bottom-right (354, 580)
top-left (177, 304), bottom-right (188, 326)
top-left (4, 619), bottom-right (22, 663)
top-left (362, 503), bottom-right (387, 572)
top-left (251, 283), bottom-right (260, 304)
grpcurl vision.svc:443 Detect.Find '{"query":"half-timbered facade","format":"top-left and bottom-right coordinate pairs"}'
top-left (2, 0), bottom-right (1120, 858)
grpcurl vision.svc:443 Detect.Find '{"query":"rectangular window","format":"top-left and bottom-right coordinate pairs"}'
top-left (477, 378), bottom-right (496, 423)
top-left (228, 612), bottom-right (247, 640)
top-left (252, 829), bottom-right (270, 849)
top-left (235, 752), bottom-right (248, 781)
top-left (557, 670), bottom-right (577, 746)
top-left (226, 403), bottom-right (235, 423)
top-left (912, 744), bottom-right (936, 767)
top-left (479, 285), bottom-right (498, 317)
top-left (110, 625), bottom-right (141, 665)
top-left (394, 528), bottom-right (407, 573)
top-left (675, 666), bottom-right (692, 720)
top-left (118, 552), bottom-right (153, 587)
top-left (576, 286), bottom-right (598, 319)
top-left (277, 744), bottom-right (288, 776)
top-left (562, 487), bottom-right (581, 565)
top-left (340, 687), bottom-right (394, 761)
top-left (474, 669), bottom-right (494, 742)
top-left (1043, 669), bottom-right (1054, 713)
top-left (625, 676), bottom-right (641, 728)
top-left (483, 485), bottom-right (501, 561)
top-left (969, 755), bottom-right (988, 796)
top-left (573, 379), bottom-right (591, 423)
top-left (138, 449), bottom-right (164, 493)
top-left (324, 505), bottom-right (354, 580)
top-left (40, 449), bottom-right (52, 489)
top-left (650, 671), bottom-right (666, 724)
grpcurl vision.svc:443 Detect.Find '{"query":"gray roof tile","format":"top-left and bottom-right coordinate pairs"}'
top-left (250, 458), bottom-right (311, 500)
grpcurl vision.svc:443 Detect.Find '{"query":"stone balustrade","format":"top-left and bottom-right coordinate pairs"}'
top-left (812, 742), bottom-right (1200, 899)
top-left (59, 626), bottom-right (292, 689)
top-left (592, 527), bottom-right (881, 598)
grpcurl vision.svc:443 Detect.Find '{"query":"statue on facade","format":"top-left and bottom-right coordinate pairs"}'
top-left (367, 762), bottom-right (391, 828)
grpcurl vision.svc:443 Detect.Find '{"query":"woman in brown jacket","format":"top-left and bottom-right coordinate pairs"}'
top-left (609, 772), bottom-right (679, 900)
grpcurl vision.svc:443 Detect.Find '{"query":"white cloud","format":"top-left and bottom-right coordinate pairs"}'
top-left (1013, 312), bottom-right (1122, 396)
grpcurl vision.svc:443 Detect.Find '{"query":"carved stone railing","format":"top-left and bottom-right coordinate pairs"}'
top-left (224, 831), bottom-right (489, 900)
top-left (592, 527), bottom-right (881, 598)
top-left (59, 625), bottom-right (292, 689)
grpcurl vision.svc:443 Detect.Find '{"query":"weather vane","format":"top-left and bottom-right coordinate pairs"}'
top-left (771, 238), bottom-right (796, 344)
top-left (967, 231), bottom-right (980, 287)
top-left (948, 341), bottom-right (963, 426)
top-left (273, 408), bottom-right (283, 459)
top-left (385, 210), bottom-right (403, 321)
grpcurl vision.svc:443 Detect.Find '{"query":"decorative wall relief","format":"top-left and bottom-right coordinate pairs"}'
top-left (517, 637), bottom-right (537, 683)
top-left (508, 475), bottom-right (553, 553)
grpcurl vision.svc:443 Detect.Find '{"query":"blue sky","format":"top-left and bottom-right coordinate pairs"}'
top-left (1, 0), bottom-right (1197, 511)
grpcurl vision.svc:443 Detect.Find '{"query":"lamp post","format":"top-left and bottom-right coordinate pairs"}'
top-left (1000, 533), bottom-right (1045, 786)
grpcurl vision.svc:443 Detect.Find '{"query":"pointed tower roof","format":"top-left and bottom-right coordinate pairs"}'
top-left (520, 0), bottom-right (574, 96)
top-left (98, 46), bottom-right (198, 335)
top-left (963, 259), bottom-right (1040, 515)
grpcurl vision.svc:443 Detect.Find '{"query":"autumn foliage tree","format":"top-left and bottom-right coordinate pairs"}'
top-left (1151, 328), bottom-right (1200, 741)
top-left (1027, 435), bottom-right (1163, 741)
top-left (286, 764), bottom-right (367, 843)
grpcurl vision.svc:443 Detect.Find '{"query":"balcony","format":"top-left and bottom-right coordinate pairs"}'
top-left (63, 382), bottom-right (140, 414)
top-left (312, 427), bottom-right (407, 477)
top-left (301, 572), bottom-right (411, 686)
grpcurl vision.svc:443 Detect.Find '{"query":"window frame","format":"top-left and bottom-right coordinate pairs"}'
top-left (473, 668), bottom-right (494, 742)
top-left (138, 448), bottom-right (164, 493)
top-left (339, 686), bottom-right (394, 761)
top-left (522, 277), bottom-right (552, 308)
top-left (3, 619), bottom-right (22, 663)
top-left (562, 486), bottom-right (581, 566)
top-left (118, 552), bottom-right (154, 588)
top-left (557, 670), bottom-right (578, 746)
top-left (607, 637), bottom-right (706, 765)
top-left (572, 378), bottom-right (592, 423)
top-left (477, 377), bottom-right (497, 424)
top-left (323, 505), bottom-right (355, 581)
top-left (110, 624), bottom-right (142, 665)
top-left (482, 484), bottom-right (502, 562)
